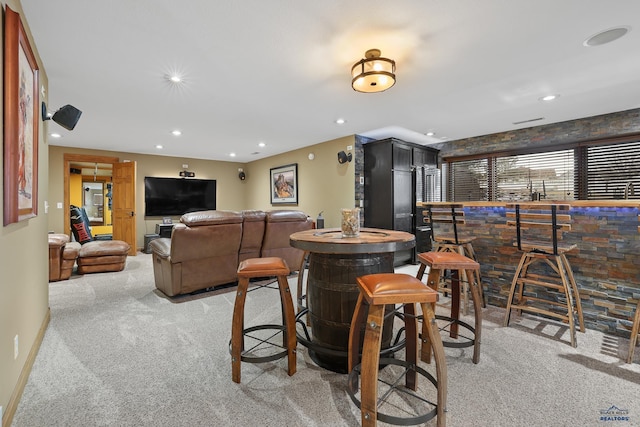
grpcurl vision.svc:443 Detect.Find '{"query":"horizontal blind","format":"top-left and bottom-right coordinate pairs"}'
top-left (586, 141), bottom-right (640, 199)
top-left (495, 149), bottom-right (575, 201)
top-left (449, 159), bottom-right (488, 201)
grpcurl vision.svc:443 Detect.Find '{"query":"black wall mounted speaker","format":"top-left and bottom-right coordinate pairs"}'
top-left (52, 105), bottom-right (82, 130)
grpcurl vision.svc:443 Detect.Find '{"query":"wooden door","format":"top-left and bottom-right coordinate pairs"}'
top-left (112, 161), bottom-right (137, 256)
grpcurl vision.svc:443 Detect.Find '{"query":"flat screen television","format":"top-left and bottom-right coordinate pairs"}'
top-left (144, 177), bottom-right (216, 217)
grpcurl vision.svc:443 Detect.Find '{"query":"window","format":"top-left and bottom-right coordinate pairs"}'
top-left (584, 141), bottom-right (640, 199)
top-left (494, 150), bottom-right (574, 201)
top-left (448, 159), bottom-right (488, 201)
top-left (445, 137), bottom-right (640, 201)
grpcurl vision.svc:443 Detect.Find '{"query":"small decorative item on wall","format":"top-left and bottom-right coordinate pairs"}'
top-left (3, 6), bottom-right (40, 226)
top-left (270, 163), bottom-right (298, 205)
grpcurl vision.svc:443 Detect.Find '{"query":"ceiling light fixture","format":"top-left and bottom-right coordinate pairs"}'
top-left (156, 145), bottom-right (163, 149)
top-left (171, 130), bottom-right (182, 136)
top-left (351, 49), bottom-right (396, 93)
top-left (336, 118), bottom-right (346, 125)
top-left (540, 94), bottom-right (558, 102)
top-left (258, 142), bottom-right (266, 148)
top-left (50, 133), bottom-right (62, 138)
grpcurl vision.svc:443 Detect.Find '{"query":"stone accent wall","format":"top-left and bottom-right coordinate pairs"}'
top-left (463, 205), bottom-right (640, 338)
top-left (434, 108), bottom-right (640, 158)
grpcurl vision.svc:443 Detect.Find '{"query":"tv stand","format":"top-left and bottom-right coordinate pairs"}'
top-left (155, 223), bottom-right (174, 238)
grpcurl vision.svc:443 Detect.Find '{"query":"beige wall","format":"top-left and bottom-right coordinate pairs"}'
top-left (0, 0), bottom-right (50, 423)
top-left (48, 135), bottom-right (357, 248)
top-left (244, 135), bottom-right (356, 228)
top-left (48, 146), bottom-right (248, 248)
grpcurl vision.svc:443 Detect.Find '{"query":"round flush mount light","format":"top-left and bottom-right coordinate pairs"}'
top-left (335, 118), bottom-right (346, 125)
top-left (583, 26), bottom-right (630, 47)
top-left (50, 133), bottom-right (62, 138)
top-left (351, 49), bottom-right (396, 93)
top-left (171, 129), bottom-right (182, 136)
top-left (258, 142), bottom-right (266, 148)
top-left (155, 144), bottom-right (163, 149)
top-left (308, 153), bottom-right (315, 160)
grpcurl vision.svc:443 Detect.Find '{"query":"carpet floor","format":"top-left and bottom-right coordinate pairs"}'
top-left (11, 253), bottom-right (640, 426)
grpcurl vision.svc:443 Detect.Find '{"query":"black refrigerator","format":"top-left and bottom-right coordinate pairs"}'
top-left (363, 138), bottom-right (440, 265)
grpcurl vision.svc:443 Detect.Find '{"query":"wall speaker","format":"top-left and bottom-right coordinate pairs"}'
top-left (337, 150), bottom-right (353, 164)
top-left (51, 105), bottom-right (83, 130)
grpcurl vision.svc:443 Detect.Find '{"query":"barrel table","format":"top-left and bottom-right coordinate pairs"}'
top-left (290, 228), bottom-right (415, 373)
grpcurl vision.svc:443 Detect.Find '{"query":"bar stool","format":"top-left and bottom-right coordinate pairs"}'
top-left (628, 299), bottom-right (640, 363)
top-left (503, 203), bottom-right (585, 348)
top-left (231, 257), bottom-right (296, 383)
top-left (416, 251), bottom-right (483, 364)
top-left (346, 273), bottom-right (447, 427)
top-left (420, 203), bottom-right (486, 314)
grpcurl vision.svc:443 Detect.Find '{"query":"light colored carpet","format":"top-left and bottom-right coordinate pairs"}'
top-left (12, 253), bottom-right (640, 426)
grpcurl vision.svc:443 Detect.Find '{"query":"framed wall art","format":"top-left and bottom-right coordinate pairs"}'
top-left (3, 6), bottom-right (40, 226)
top-left (270, 163), bottom-right (298, 205)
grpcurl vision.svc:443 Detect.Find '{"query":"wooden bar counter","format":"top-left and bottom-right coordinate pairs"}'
top-left (416, 200), bottom-right (640, 338)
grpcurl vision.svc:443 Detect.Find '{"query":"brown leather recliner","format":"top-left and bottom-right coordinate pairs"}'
top-left (48, 234), bottom-right (81, 281)
top-left (261, 210), bottom-right (313, 271)
top-left (150, 210), bottom-right (244, 297)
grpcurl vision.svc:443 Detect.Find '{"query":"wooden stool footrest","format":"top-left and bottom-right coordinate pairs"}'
top-left (346, 358), bottom-right (439, 426)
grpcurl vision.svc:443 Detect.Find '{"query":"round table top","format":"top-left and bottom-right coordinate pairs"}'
top-left (290, 227), bottom-right (415, 254)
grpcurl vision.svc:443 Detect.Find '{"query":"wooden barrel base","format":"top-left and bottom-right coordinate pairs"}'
top-left (306, 252), bottom-right (395, 372)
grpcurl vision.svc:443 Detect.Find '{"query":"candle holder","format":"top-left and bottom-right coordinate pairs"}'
top-left (341, 208), bottom-right (360, 237)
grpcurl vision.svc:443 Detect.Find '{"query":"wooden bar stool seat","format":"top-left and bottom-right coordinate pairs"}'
top-left (416, 251), bottom-right (483, 364)
top-left (420, 203), bottom-right (486, 314)
top-left (231, 257), bottom-right (296, 383)
top-left (346, 273), bottom-right (447, 427)
top-left (503, 204), bottom-right (585, 348)
top-left (628, 299), bottom-right (640, 363)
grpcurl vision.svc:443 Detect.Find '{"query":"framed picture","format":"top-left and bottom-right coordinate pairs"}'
top-left (270, 163), bottom-right (298, 205)
top-left (3, 6), bottom-right (39, 226)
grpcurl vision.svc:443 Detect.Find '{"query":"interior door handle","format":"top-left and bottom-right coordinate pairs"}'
top-left (130, 211), bottom-right (135, 217)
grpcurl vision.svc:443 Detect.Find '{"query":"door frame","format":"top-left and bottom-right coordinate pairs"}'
top-left (63, 153), bottom-right (119, 237)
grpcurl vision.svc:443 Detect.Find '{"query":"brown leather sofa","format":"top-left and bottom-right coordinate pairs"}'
top-left (48, 234), bottom-right (81, 282)
top-left (150, 209), bottom-right (312, 297)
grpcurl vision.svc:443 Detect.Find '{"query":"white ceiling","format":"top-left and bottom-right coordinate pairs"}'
top-left (21, 0), bottom-right (640, 163)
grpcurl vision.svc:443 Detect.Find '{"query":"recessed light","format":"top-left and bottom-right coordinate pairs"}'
top-left (540, 94), bottom-right (558, 102)
top-left (258, 142), bottom-right (266, 148)
top-left (426, 131), bottom-right (435, 136)
top-left (229, 153), bottom-right (236, 157)
top-left (584, 26), bottom-right (630, 47)
top-left (336, 118), bottom-right (346, 125)
top-left (156, 144), bottom-right (163, 149)
top-left (171, 130), bottom-right (182, 136)
top-left (168, 74), bottom-right (183, 83)
top-left (50, 133), bottom-right (61, 138)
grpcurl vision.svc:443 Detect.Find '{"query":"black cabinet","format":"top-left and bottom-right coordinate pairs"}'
top-left (364, 138), bottom-right (439, 265)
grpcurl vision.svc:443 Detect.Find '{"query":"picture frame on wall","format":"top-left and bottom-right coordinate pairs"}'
top-left (3, 6), bottom-right (40, 226)
top-left (270, 163), bottom-right (298, 205)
